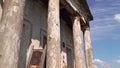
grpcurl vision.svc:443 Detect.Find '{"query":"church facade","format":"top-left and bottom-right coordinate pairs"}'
top-left (0, 0), bottom-right (94, 68)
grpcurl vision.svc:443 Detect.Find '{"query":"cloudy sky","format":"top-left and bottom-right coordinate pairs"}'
top-left (87, 0), bottom-right (120, 68)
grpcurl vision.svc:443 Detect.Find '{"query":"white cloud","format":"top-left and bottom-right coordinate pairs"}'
top-left (94, 65), bottom-right (98, 68)
top-left (113, 60), bottom-right (120, 64)
top-left (90, 23), bottom-right (120, 41)
top-left (92, 7), bottom-right (117, 14)
top-left (93, 8), bottom-right (108, 14)
top-left (93, 17), bottom-right (113, 22)
top-left (94, 59), bottom-right (112, 68)
top-left (114, 14), bottom-right (120, 22)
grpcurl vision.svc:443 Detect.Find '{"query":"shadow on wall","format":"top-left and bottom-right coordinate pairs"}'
top-left (18, 0), bottom-right (33, 68)
top-left (0, 0), bottom-right (3, 20)
top-left (18, 20), bottom-right (32, 68)
top-left (18, 0), bottom-right (48, 68)
top-left (0, 0), bottom-right (3, 8)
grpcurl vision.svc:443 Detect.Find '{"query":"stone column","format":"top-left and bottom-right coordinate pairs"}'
top-left (0, 0), bottom-right (25, 68)
top-left (83, 23), bottom-right (94, 68)
top-left (73, 16), bottom-right (85, 68)
top-left (46, 0), bottom-right (60, 68)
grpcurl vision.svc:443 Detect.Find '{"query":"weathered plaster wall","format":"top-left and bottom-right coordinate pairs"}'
top-left (0, 0), bottom-right (74, 68)
top-left (60, 19), bottom-right (74, 68)
top-left (61, 20), bottom-right (73, 47)
top-left (18, 0), bottom-right (48, 67)
top-left (29, 1), bottom-right (47, 49)
top-left (18, 0), bottom-right (33, 68)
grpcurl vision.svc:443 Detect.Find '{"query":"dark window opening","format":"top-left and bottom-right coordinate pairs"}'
top-left (43, 36), bottom-right (47, 49)
top-left (62, 42), bottom-right (65, 48)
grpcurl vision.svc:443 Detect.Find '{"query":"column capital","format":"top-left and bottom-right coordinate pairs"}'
top-left (73, 15), bottom-right (80, 23)
top-left (73, 11), bottom-right (81, 18)
top-left (82, 22), bottom-right (90, 32)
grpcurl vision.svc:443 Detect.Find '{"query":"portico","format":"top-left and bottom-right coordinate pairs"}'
top-left (0, 0), bottom-right (94, 68)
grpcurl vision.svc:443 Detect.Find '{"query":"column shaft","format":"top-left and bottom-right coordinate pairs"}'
top-left (46, 0), bottom-right (60, 68)
top-left (83, 24), bottom-right (94, 68)
top-left (0, 0), bottom-right (25, 68)
top-left (73, 16), bottom-right (85, 68)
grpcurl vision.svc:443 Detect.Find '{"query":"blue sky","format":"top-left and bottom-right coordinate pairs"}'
top-left (87, 0), bottom-right (120, 68)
